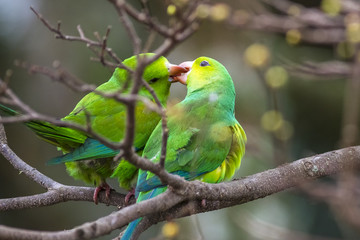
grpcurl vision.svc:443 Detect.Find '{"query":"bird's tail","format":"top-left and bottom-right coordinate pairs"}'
top-left (121, 187), bottom-right (167, 240)
top-left (47, 138), bottom-right (119, 164)
top-left (0, 104), bottom-right (86, 151)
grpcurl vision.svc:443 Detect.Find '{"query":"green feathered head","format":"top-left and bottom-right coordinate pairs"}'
top-left (174, 56), bottom-right (235, 98)
top-left (116, 53), bottom-right (187, 105)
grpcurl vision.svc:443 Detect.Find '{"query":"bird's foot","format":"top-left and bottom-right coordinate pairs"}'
top-left (125, 188), bottom-right (135, 205)
top-left (93, 182), bottom-right (113, 204)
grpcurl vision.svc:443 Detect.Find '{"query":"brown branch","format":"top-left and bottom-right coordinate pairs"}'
top-left (262, 0), bottom-right (343, 27)
top-left (140, 79), bottom-right (168, 168)
top-left (0, 83), bottom-right (125, 150)
top-left (227, 0), bottom-right (347, 45)
top-left (1, 145), bottom-right (359, 239)
top-left (285, 61), bottom-right (352, 78)
top-left (125, 145), bottom-right (360, 238)
top-left (0, 117), bottom-right (130, 210)
top-left (108, 0), bottom-right (172, 38)
top-left (0, 186), bottom-right (129, 211)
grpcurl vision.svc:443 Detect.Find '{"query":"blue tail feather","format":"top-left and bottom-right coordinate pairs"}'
top-left (47, 138), bottom-right (119, 165)
top-left (121, 187), bottom-right (167, 240)
top-left (121, 218), bottom-right (142, 240)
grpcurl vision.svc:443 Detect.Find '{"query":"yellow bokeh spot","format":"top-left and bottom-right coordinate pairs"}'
top-left (232, 9), bottom-right (250, 25)
top-left (265, 66), bottom-right (288, 89)
top-left (321, 0), bottom-right (341, 16)
top-left (244, 44), bottom-right (270, 68)
top-left (210, 3), bottom-right (230, 22)
top-left (346, 22), bottom-right (360, 43)
top-left (336, 41), bottom-right (355, 59)
top-left (274, 120), bottom-right (294, 141)
top-left (261, 110), bottom-right (283, 132)
top-left (287, 5), bottom-right (301, 16)
top-left (196, 4), bottom-right (211, 19)
top-left (162, 222), bottom-right (179, 238)
top-left (167, 4), bottom-right (177, 16)
top-left (286, 29), bottom-right (301, 45)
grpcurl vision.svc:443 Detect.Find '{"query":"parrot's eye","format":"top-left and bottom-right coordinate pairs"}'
top-left (149, 78), bottom-right (160, 84)
top-left (200, 60), bottom-right (210, 67)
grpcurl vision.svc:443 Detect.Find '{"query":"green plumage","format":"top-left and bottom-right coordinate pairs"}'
top-left (0, 53), bottom-right (178, 193)
top-left (59, 53), bottom-right (173, 190)
top-left (122, 57), bottom-right (246, 239)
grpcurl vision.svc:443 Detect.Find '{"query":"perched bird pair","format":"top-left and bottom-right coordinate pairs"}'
top-left (0, 54), bottom-right (246, 239)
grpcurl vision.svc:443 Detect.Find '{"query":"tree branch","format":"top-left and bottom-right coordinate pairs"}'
top-left (1, 144), bottom-right (359, 239)
top-left (0, 118), bottom-right (130, 210)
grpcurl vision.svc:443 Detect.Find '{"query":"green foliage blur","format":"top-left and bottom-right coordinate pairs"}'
top-left (0, 0), bottom-right (358, 239)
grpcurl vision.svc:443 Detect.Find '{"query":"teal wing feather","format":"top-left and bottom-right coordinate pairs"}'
top-left (47, 138), bottom-right (120, 165)
top-left (122, 187), bottom-right (167, 240)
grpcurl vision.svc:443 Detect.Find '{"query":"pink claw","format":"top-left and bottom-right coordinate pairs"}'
top-left (93, 182), bottom-right (112, 204)
top-left (125, 188), bottom-right (135, 205)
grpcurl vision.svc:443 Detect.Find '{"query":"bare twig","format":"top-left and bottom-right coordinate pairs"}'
top-left (30, 6), bottom-right (126, 69)
top-left (109, 0), bottom-right (142, 55)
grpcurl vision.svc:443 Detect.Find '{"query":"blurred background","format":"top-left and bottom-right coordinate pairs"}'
top-left (0, 0), bottom-right (359, 239)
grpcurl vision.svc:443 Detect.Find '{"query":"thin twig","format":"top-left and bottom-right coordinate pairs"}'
top-left (30, 7), bottom-right (126, 69)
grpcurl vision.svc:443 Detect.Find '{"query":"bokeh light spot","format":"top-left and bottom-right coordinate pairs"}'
top-left (321, 0), bottom-right (341, 16)
top-left (196, 4), bottom-right (211, 19)
top-left (244, 44), bottom-right (270, 68)
top-left (162, 222), bottom-right (179, 238)
top-left (286, 29), bottom-right (301, 45)
top-left (210, 3), bottom-right (230, 22)
top-left (261, 110), bottom-right (284, 132)
top-left (336, 41), bottom-right (355, 59)
top-left (265, 66), bottom-right (288, 89)
top-left (167, 4), bottom-right (177, 16)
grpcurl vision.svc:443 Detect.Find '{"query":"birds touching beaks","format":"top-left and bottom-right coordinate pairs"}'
top-left (0, 53), bottom-right (188, 204)
top-left (121, 56), bottom-right (246, 240)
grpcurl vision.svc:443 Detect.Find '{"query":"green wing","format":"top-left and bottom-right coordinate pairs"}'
top-left (0, 104), bottom-right (86, 152)
top-left (137, 104), bottom-right (240, 192)
top-left (62, 77), bottom-right (128, 143)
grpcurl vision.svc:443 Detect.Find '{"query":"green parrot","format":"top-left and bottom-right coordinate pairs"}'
top-left (0, 53), bottom-right (188, 203)
top-left (121, 56), bottom-right (247, 239)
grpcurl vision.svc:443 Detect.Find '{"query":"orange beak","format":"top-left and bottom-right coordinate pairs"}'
top-left (168, 64), bottom-right (189, 83)
top-left (171, 61), bottom-right (193, 85)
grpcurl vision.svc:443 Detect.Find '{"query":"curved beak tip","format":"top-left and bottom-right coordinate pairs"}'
top-left (168, 64), bottom-right (188, 77)
top-left (168, 61), bottom-right (194, 85)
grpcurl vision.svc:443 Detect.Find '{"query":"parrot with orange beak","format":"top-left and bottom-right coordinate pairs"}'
top-left (0, 53), bottom-right (188, 204)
